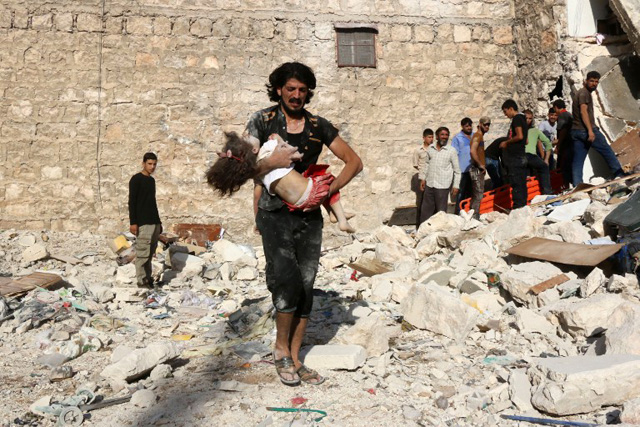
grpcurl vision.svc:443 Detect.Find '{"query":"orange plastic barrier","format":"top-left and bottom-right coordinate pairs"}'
top-left (459, 170), bottom-right (565, 214)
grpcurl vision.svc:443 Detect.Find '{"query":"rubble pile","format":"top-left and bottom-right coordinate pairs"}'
top-left (1, 176), bottom-right (640, 426)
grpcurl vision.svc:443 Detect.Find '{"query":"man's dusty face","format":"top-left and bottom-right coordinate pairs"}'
top-left (462, 122), bottom-right (473, 135)
top-left (143, 159), bottom-right (157, 175)
top-left (423, 134), bottom-right (433, 146)
top-left (278, 78), bottom-right (308, 115)
top-left (585, 77), bottom-right (599, 92)
top-left (437, 130), bottom-right (449, 146)
top-left (548, 111), bottom-right (557, 124)
top-left (480, 122), bottom-right (491, 134)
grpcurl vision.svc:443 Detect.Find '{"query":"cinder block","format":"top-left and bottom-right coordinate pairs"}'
top-left (302, 345), bottom-right (367, 370)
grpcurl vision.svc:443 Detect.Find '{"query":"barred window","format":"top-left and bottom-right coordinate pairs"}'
top-left (335, 26), bottom-right (377, 68)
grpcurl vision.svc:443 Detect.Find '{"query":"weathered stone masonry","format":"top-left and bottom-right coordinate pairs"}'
top-left (0, 0), bottom-right (559, 238)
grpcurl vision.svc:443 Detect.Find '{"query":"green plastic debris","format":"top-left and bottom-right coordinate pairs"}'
top-left (266, 407), bottom-right (327, 422)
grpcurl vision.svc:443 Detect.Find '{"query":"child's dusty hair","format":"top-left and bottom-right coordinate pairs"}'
top-left (206, 132), bottom-right (259, 196)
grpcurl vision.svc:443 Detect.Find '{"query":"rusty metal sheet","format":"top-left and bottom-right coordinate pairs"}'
top-left (0, 272), bottom-right (63, 297)
top-left (611, 128), bottom-right (640, 170)
top-left (507, 237), bottom-right (623, 266)
top-left (172, 223), bottom-right (222, 247)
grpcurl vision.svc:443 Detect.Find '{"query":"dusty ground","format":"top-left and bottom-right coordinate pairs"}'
top-left (0, 225), bottom-right (628, 426)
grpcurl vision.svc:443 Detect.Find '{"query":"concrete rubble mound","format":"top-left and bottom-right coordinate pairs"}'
top-left (1, 176), bottom-right (640, 425)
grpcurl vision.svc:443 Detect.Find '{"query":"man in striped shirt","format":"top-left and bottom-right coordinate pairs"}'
top-left (419, 127), bottom-right (462, 223)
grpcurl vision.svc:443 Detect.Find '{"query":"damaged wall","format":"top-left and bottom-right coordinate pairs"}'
top-left (0, 0), bottom-right (523, 237)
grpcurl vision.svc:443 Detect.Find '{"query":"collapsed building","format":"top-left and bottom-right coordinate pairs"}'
top-left (0, 0), bottom-right (638, 238)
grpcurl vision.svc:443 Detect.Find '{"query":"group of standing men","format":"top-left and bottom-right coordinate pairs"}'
top-left (413, 70), bottom-right (625, 227)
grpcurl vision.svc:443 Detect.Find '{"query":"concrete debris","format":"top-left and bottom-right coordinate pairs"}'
top-left (401, 282), bottom-right (478, 341)
top-left (621, 397), bottom-right (640, 425)
top-left (340, 314), bottom-right (401, 357)
top-left (302, 345), bottom-right (367, 370)
top-left (21, 244), bottom-right (49, 264)
top-left (580, 267), bottom-right (606, 298)
top-left (545, 294), bottom-right (635, 338)
top-left (3, 180), bottom-right (640, 425)
top-left (530, 355), bottom-right (640, 415)
top-left (508, 368), bottom-right (534, 411)
top-left (131, 389), bottom-right (157, 408)
top-left (100, 342), bottom-right (181, 386)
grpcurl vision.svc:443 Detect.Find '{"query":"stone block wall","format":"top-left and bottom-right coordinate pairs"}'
top-left (512, 0), bottom-right (565, 116)
top-left (0, 0), bottom-right (526, 238)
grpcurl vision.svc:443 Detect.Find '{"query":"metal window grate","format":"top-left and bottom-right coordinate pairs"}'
top-left (336, 29), bottom-right (376, 68)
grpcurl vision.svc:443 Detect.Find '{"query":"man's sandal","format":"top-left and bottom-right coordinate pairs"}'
top-left (274, 356), bottom-right (300, 386)
top-left (296, 365), bottom-right (325, 385)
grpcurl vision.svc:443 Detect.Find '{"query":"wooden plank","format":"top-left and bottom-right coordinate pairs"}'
top-left (507, 237), bottom-right (623, 266)
top-left (528, 274), bottom-right (570, 295)
top-left (0, 272), bottom-right (63, 297)
top-left (529, 173), bottom-right (640, 209)
top-left (348, 258), bottom-right (392, 277)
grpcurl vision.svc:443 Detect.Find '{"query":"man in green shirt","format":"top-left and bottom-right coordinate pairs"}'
top-left (524, 110), bottom-right (552, 195)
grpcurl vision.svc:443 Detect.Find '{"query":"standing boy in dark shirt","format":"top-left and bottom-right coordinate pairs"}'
top-left (128, 152), bottom-right (162, 288)
top-left (500, 99), bottom-right (529, 209)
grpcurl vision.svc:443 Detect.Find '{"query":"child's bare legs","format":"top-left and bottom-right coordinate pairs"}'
top-left (324, 200), bottom-right (355, 233)
top-left (329, 210), bottom-right (355, 223)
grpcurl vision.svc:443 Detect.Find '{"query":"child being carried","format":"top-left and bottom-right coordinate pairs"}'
top-left (206, 131), bottom-right (355, 233)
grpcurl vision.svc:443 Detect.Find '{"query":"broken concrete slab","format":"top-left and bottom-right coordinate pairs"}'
top-left (415, 234), bottom-right (440, 257)
top-left (621, 396), bottom-right (640, 425)
top-left (547, 199), bottom-right (591, 223)
top-left (545, 293), bottom-right (633, 338)
top-left (401, 282), bottom-right (478, 341)
top-left (374, 242), bottom-right (416, 265)
top-left (604, 302), bottom-right (640, 355)
top-left (302, 345), bottom-right (367, 370)
top-left (530, 354), bottom-right (640, 415)
top-left (516, 308), bottom-right (557, 335)
top-left (100, 341), bottom-right (181, 384)
top-left (501, 261), bottom-right (563, 305)
top-left (348, 257), bottom-right (392, 277)
top-left (596, 56), bottom-right (640, 123)
top-left (580, 267), bottom-right (606, 298)
top-left (416, 211), bottom-right (465, 240)
top-left (21, 244), bottom-right (49, 263)
top-left (211, 239), bottom-right (247, 263)
top-left (374, 225), bottom-right (415, 248)
top-left (611, 0), bottom-right (640, 54)
top-left (509, 368), bottom-right (534, 411)
top-left (340, 314), bottom-right (401, 357)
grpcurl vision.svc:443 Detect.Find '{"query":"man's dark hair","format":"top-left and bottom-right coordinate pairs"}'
top-left (143, 152), bottom-right (157, 162)
top-left (435, 127), bottom-right (449, 137)
top-left (423, 128), bottom-right (433, 137)
top-left (548, 107), bottom-right (556, 114)
top-left (501, 99), bottom-right (519, 111)
top-left (552, 99), bottom-right (566, 109)
top-left (266, 62), bottom-right (316, 104)
top-left (586, 70), bottom-right (601, 80)
top-left (461, 117), bottom-right (472, 126)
